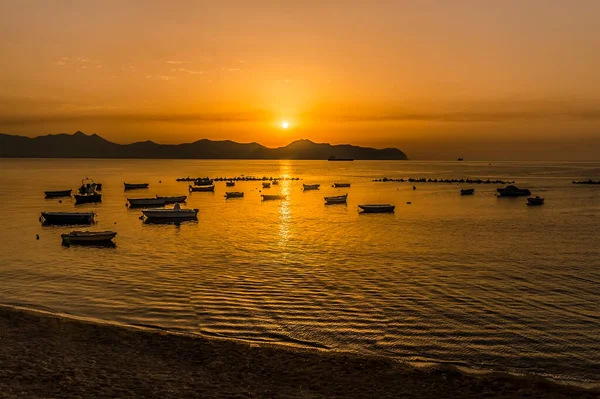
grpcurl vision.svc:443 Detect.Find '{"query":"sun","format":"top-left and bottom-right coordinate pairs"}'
top-left (281, 121), bottom-right (289, 129)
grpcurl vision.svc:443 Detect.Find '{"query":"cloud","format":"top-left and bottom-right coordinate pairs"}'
top-left (171, 68), bottom-right (203, 75)
top-left (145, 75), bottom-right (173, 81)
top-left (166, 61), bottom-right (183, 64)
top-left (225, 68), bottom-right (240, 72)
top-left (53, 61), bottom-right (67, 66)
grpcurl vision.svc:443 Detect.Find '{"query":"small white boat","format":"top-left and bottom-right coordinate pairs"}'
top-left (156, 195), bottom-right (187, 204)
top-left (262, 182), bottom-right (271, 188)
top-left (303, 184), bottom-right (320, 190)
top-left (527, 196), bottom-right (545, 206)
top-left (324, 193), bottom-right (348, 204)
top-left (261, 194), bottom-right (287, 201)
top-left (128, 198), bottom-right (166, 207)
top-left (189, 184), bottom-right (215, 192)
top-left (226, 181), bottom-right (236, 187)
top-left (61, 231), bottom-right (117, 244)
top-left (333, 183), bottom-right (351, 188)
top-left (225, 192), bottom-right (244, 198)
top-left (142, 204), bottom-right (199, 220)
top-left (358, 204), bottom-right (395, 213)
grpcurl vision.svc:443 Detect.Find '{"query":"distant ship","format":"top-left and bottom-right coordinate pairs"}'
top-left (328, 156), bottom-right (354, 161)
top-left (457, 157), bottom-right (464, 161)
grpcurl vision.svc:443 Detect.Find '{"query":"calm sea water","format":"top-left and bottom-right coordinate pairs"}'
top-left (0, 159), bottom-right (599, 383)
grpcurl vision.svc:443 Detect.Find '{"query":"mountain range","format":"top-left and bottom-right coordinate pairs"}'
top-left (0, 131), bottom-right (408, 160)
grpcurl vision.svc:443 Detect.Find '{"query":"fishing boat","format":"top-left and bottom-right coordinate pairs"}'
top-left (262, 182), bottom-right (271, 188)
top-left (41, 212), bottom-right (95, 225)
top-left (194, 178), bottom-right (213, 186)
top-left (527, 196), bottom-right (545, 206)
top-left (358, 204), bottom-right (395, 213)
top-left (75, 178), bottom-right (102, 204)
top-left (224, 192), bottom-right (244, 198)
top-left (128, 198), bottom-right (166, 207)
top-left (61, 231), bottom-right (117, 244)
top-left (226, 181), bottom-right (236, 187)
top-left (142, 203), bottom-right (199, 220)
top-left (189, 184), bottom-right (215, 192)
top-left (324, 193), bottom-right (348, 204)
top-left (44, 189), bottom-right (72, 198)
top-left (156, 195), bottom-right (187, 204)
top-left (497, 185), bottom-right (531, 197)
top-left (303, 184), bottom-right (320, 190)
top-left (124, 182), bottom-right (149, 190)
top-left (95, 183), bottom-right (103, 191)
top-left (460, 188), bottom-right (475, 195)
top-left (333, 183), bottom-right (351, 188)
top-left (261, 194), bottom-right (287, 201)
top-left (272, 180), bottom-right (279, 185)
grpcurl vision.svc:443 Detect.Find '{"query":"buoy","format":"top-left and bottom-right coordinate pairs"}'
top-left (58, 200), bottom-right (62, 203)
top-left (36, 234), bottom-right (40, 240)
top-left (159, 180), bottom-right (162, 183)
top-left (407, 202), bottom-right (412, 204)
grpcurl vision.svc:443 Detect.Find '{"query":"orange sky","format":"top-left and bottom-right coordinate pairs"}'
top-left (1, 0), bottom-right (599, 160)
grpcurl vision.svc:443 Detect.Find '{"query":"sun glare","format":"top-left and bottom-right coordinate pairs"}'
top-left (281, 121), bottom-right (289, 129)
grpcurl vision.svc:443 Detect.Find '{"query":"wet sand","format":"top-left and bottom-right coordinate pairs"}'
top-left (1, 306), bottom-right (597, 399)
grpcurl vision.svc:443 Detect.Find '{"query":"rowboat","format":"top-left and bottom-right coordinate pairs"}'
top-left (44, 189), bottom-right (72, 198)
top-left (189, 184), bottom-right (215, 192)
top-left (224, 192), bottom-right (244, 198)
top-left (194, 178), bottom-right (213, 186)
top-left (262, 182), bottom-right (271, 188)
top-left (128, 198), bottom-right (166, 207)
top-left (261, 194), bottom-right (287, 201)
top-left (41, 212), bottom-right (95, 225)
top-left (527, 196), bottom-right (545, 206)
top-left (226, 181), bottom-right (236, 187)
top-left (460, 188), bottom-right (475, 195)
top-left (142, 204), bottom-right (199, 220)
top-left (303, 184), bottom-right (320, 190)
top-left (324, 193), bottom-right (348, 204)
top-left (124, 182), bottom-right (149, 190)
top-left (358, 204), bottom-right (395, 213)
top-left (333, 183), bottom-right (351, 188)
top-left (74, 193), bottom-right (102, 204)
top-left (61, 231), bottom-right (117, 244)
top-left (156, 195), bottom-right (187, 204)
top-left (497, 185), bottom-right (531, 197)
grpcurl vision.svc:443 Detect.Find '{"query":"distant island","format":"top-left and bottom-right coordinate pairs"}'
top-left (0, 131), bottom-right (408, 160)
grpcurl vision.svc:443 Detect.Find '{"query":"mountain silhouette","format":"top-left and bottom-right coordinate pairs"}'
top-left (0, 131), bottom-right (408, 160)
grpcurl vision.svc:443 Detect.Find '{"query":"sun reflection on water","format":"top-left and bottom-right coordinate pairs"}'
top-left (278, 161), bottom-right (292, 248)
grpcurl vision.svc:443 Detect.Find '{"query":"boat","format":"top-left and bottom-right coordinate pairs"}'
top-left (95, 183), bottom-right (103, 191)
top-left (272, 180), bottom-right (279, 185)
top-left (224, 192), bottom-right (244, 198)
top-left (328, 156), bottom-right (354, 161)
top-left (41, 212), bottom-right (95, 225)
top-left (75, 178), bottom-right (102, 204)
top-left (324, 193), bottom-right (348, 204)
top-left (497, 185), bottom-right (531, 197)
top-left (460, 188), bottom-right (475, 195)
top-left (156, 195), bottom-right (187, 204)
top-left (262, 182), bottom-right (271, 188)
top-left (457, 157), bottom-right (464, 161)
top-left (128, 198), bottom-right (166, 207)
top-left (61, 231), bottom-right (116, 244)
top-left (226, 181), bottom-right (236, 187)
top-left (333, 183), bottom-right (351, 188)
top-left (44, 189), bottom-right (72, 198)
top-left (124, 182), bottom-right (149, 190)
top-left (358, 204), bottom-right (395, 213)
top-left (527, 196), bottom-right (545, 206)
top-left (261, 194), bottom-right (287, 201)
top-left (303, 184), bottom-right (320, 190)
top-left (142, 203), bottom-right (199, 220)
top-left (189, 184), bottom-right (215, 192)
top-left (194, 178), bottom-right (213, 186)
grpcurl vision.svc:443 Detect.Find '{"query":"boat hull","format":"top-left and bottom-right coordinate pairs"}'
top-left (61, 231), bottom-right (116, 244)
top-left (41, 212), bottom-right (95, 225)
top-left (128, 198), bottom-right (166, 207)
top-left (333, 183), bottom-right (351, 188)
top-left (358, 204), bottom-right (395, 213)
top-left (142, 209), bottom-right (199, 219)
top-left (189, 185), bottom-right (215, 192)
top-left (262, 195), bottom-right (286, 201)
top-left (225, 192), bottom-right (244, 198)
top-left (303, 184), bottom-right (320, 190)
top-left (460, 189), bottom-right (475, 195)
top-left (45, 189), bottom-right (72, 197)
top-left (124, 183), bottom-right (149, 190)
top-left (497, 186), bottom-right (531, 197)
top-left (325, 194), bottom-right (348, 204)
top-left (74, 193), bottom-right (102, 204)
top-left (156, 195), bottom-right (187, 204)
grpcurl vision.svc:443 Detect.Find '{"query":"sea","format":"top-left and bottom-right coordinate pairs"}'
top-left (0, 159), bottom-right (598, 384)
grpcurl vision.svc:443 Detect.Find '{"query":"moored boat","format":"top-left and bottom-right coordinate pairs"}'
top-left (261, 194), bottom-right (287, 201)
top-left (142, 204), bottom-right (199, 220)
top-left (333, 183), bottom-right (351, 188)
top-left (124, 182), bottom-right (149, 190)
top-left (75, 178), bottom-right (102, 204)
top-left (61, 231), bottom-right (116, 244)
top-left (527, 196), bottom-right (545, 206)
top-left (272, 180), bottom-right (279, 185)
top-left (460, 188), bottom-right (475, 195)
top-left (156, 195), bottom-right (187, 204)
top-left (262, 182), bottom-right (271, 188)
top-left (189, 184), bottom-right (215, 192)
top-left (324, 193), bottom-right (348, 204)
top-left (224, 192), bottom-right (244, 198)
top-left (128, 198), bottom-right (166, 207)
top-left (497, 185), bottom-right (531, 197)
top-left (44, 189), bottom-right (72, 198)
top-left (226, 181), bottom-right (236, 187)
top-left (194, 178), bottom-right (213, 186)
top-left (41, 212), bottom-right (95, 225)
top-left (358, 204), bottom-right (395, 213)
top-left (303, 184), bottom-right (320, 190)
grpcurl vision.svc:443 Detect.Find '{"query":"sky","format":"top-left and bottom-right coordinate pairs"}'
top-left (0, 0), bottom-right (599, 160)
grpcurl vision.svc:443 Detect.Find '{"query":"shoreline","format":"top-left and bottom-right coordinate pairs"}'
top-left (1, 305), bottom-right (597, 399)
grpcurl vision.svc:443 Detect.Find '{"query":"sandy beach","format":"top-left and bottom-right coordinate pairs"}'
top-left (1, 305), bottom-right (597, 399)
